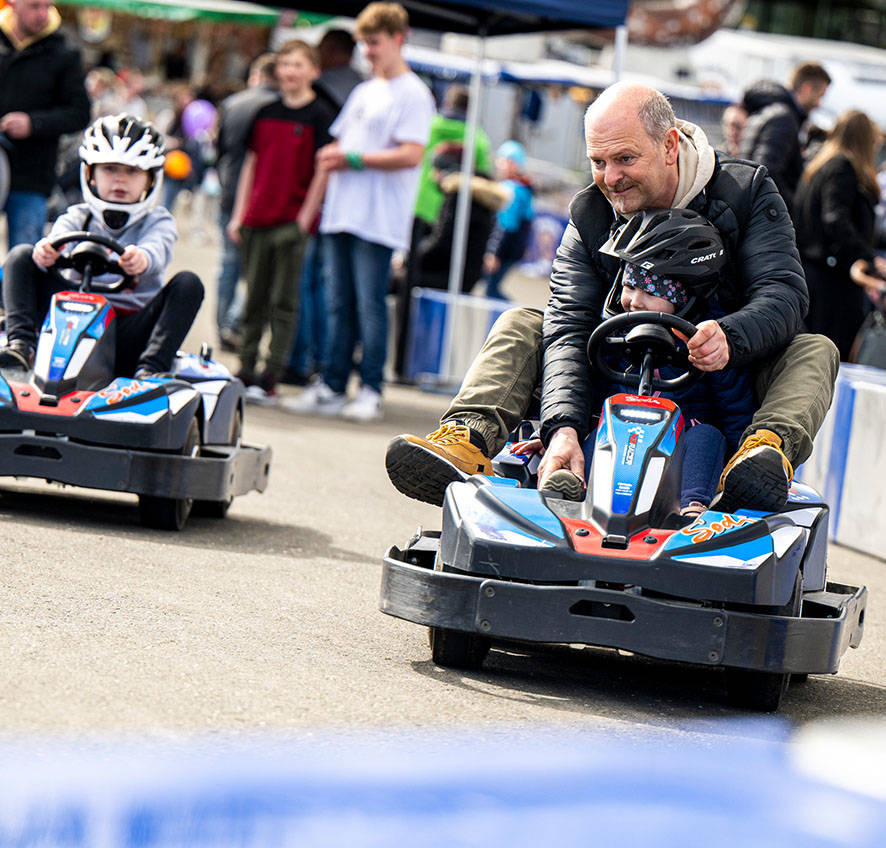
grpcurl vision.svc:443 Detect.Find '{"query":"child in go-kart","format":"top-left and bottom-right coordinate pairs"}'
top-left (517, 208), bottom-right (756, 521)
top-left (0, 113), bottom-right (203, 378)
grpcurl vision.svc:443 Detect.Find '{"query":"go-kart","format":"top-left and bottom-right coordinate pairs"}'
top-left (0, 232), bottom-right (271, 530)
top-left (380, 312), bottom-right (867, 711)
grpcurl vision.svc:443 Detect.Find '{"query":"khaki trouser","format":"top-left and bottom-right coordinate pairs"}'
top-left (239, 221), bottom-right (308, 379)
top-left (442, 306), bottom-right (839, 464)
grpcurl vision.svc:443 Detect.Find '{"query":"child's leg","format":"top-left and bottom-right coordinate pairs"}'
top-left (681, 422), bottom-right (726, 510)
top-left (2, 244), bottom-right (67, 348)
top-left (238, 227), bottom-right (275, 376)
top-left (116, 271), bottom-right (204, 376)
top-left (264, 222), bottom-right (308, 381)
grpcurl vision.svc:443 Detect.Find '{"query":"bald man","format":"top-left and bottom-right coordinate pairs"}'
top-left (387, 82), bottom-right (838, 515)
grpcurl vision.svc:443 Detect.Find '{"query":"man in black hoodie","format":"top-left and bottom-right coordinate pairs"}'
top-left (739, 62), bottom-right (830, 214)
top-left (0, 0), bottom-right (90, 251)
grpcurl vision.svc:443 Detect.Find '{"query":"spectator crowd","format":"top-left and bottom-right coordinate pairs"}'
top-left (2, 0), bottom-right (886, 433)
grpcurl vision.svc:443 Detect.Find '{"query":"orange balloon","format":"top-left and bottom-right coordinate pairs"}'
top-left (164, 149), bottom-right (192, 180)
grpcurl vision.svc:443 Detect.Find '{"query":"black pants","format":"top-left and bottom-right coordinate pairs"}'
top-left (2, 244), bottom-right (204, 375)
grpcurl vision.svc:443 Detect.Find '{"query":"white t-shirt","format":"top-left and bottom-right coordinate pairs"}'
top-left (320, 71), bottom-right (434, 250)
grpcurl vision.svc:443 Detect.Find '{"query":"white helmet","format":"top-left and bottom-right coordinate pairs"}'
top-left (79, 113), bottom-right (166, 231)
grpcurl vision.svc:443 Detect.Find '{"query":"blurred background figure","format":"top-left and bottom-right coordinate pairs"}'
top-left (482, 139), bottom-right (534, 301)
top-left (85, 67), bottom-right (124, 119)
top-left (214, 52), bottom-right (278, 352)
top-left (739, 61), bottom-right (831, 214)
top-left (314, 29), bottom-right (363, 110)
top-left (720, 103), bottom-right (746, 156)
top-left (794, 109), bottom-right (886, 361)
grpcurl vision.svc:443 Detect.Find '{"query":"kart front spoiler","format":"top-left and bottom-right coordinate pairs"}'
top-left (380, 546), bottom-right (866, 675)
top-left (0, 432), bottom-right (271, 501)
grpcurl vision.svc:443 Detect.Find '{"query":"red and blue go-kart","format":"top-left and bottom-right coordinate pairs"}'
top-left (380, 311), bottom-right (867, 711)
top-left (0, 231), bottom-right (270, 531)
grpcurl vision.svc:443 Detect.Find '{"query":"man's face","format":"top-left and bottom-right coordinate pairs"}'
top-left (11, 0), bottom-right (52, 39)
top-left (586, 110), bottom-right (679, 215)
top-left (360, 31), bottom-right (403, 76)
top-left (795, 80), bottom-right (829, 113)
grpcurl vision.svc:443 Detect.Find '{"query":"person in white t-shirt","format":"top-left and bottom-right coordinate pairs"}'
top-left (283, 2), bottom-right (434, 423)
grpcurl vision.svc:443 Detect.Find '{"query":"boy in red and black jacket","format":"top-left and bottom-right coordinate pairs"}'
top-left (227, 39), bottom-right (336, 401)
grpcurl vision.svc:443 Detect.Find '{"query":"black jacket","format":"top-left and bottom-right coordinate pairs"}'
top-left (739, 80), bottom-right (805, 213)
top-left (795, 154), bottom-right (878, 359)
top-left (0, 25), bottom-right (90, 195)
top-left (540, 154), bottom-right (807, 445)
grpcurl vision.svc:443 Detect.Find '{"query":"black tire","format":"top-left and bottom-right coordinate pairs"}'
top-left (192, 408), bottom-right (242, 519)
top-left (429, 626), bottom-right (490, 670)
top-left (138, 417), bottom-right (200, 531)
top-left (723, 572), bottom-right (802, 712)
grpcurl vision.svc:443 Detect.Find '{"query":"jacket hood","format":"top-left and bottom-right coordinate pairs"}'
top-left (0, 5), bottom-right (61, 50)
top-left (741, 80), bottom-right (799, 117)
top-left (672, 119), bottom-right (716, 209)
top-left (440, 172), bottom-right (509, 210)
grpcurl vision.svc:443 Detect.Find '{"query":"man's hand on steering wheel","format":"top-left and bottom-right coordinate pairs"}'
top-left (677, 319), bottom-right (730, 371)
top-left (537, 426), bottom-right (585, 490)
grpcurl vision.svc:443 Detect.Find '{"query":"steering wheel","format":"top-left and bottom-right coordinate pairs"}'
top-left (49, 231), bottom-right (135, 291)
top-left (587, 311), bottom-right (702, 392)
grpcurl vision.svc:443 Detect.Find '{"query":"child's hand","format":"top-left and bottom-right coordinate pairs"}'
top-left (483, 252), bottom-right (500, 274)
top-left (33, 239), bottom-right (60, 268)
top-left (119, 245), bottom-right (149, 277)
top-left (511, 438), bottom-right (544, 456)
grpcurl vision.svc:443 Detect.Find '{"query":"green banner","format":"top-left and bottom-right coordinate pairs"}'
top-left (59, 0), bottom-right (329, 26)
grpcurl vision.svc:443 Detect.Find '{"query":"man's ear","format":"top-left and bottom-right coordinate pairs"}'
top-left (664, 127), bottom-right (679, 166)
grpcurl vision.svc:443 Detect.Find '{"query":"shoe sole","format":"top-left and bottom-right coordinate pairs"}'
top-left (541, 471), bottom-right (585, 501)
top-left (716, 450), bottom-right (788, 513)
top-left (385, 436), bottom-right (468, 506)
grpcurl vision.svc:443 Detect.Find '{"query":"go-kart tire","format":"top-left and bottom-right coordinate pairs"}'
top-left (723, 573), bottom-right (802, 712)
top-left (192, 409), bottom-right (242, 519)
top-left (138, 417), bottom-right (200, 531)
top-left (429, 626), bottom-right (490, 671)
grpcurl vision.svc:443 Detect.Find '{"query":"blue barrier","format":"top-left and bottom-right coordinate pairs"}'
top-left (1, 722), bottom-right (884, 847)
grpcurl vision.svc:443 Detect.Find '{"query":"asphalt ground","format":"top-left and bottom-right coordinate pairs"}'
top-left (0, 215), bottom-right (883, 737)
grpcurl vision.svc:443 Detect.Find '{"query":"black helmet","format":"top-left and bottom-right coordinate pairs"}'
top-left (600, 208), bottom-right (726, 319)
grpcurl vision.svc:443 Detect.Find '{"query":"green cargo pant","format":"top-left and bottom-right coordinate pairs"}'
top-left (442, 306), bottom-right (839, 465)
top-left (239, 221), bottom-right (308, 379)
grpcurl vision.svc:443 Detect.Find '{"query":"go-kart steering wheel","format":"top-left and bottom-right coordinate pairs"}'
top-left (588, 311), bottom-right (702, 393)
top-left (49, 231), bottom-right (135, 291)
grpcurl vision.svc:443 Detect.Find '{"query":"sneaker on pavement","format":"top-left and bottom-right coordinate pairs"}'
top-left (714, 429), bottom-right (793, 513)
top-left (540, 469), bottom-right (585, 501)
top-left (0, 340), bottom-right (34, 371)
top-left (385, 420), bottom-right (493, 506)
top-left (245, 372), bottom-right (278, 406)
top-left (281, 380), bottom-right (346, 416)
top-left (342, 385), bottom-right (382, 422)
top-left (218, 327), bottom-right (241, 353)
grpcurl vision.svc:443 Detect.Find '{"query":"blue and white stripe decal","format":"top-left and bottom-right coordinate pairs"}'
top-left (472, 486), bottom-right (565, 540)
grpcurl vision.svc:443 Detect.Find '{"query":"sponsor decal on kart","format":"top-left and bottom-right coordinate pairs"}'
top-left (96, 379), bottom-right (155, 406)
top-left (678, 513), bottom-right (755, 545)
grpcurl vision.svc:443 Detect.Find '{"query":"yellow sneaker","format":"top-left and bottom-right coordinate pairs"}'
top-left (715, 429), bottom-right (794, 513)
top-left (385, 421), bottom-right (493, 506)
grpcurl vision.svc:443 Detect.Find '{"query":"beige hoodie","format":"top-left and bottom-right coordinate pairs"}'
top-left (671, 118), bottom-right (717, 209)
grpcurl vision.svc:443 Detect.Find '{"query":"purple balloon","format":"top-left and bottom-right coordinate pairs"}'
top-left (181, 99), bottom-right (216, 138)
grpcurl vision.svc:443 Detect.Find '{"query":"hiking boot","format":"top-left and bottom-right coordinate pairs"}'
top-left (714, 429), bottom-right (793, 514)
top-left (385, 420), bottom-right (493, 506)
top-left (540, 469), bottom-right (585, 501)
top-left (342, 385), bottom-right (382, 422)
top-left (0, 339), bottom-right (34, 371)
top-left (281, 380), bottom-right (346, 416)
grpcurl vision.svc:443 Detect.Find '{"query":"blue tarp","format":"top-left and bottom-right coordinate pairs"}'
top-left (271, 0), bottom-right (629, 35)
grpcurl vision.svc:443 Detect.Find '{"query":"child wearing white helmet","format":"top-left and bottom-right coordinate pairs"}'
top-left (0, 113), bottom-right (203, 375)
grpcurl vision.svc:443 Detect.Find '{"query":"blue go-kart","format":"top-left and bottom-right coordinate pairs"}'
top-left (380, 312), bottom-right (867, 711)
top-left (0, 232), bottom-right (271, 531)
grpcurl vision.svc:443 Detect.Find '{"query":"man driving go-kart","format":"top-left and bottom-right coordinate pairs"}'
top-left (0, 113), bottom-right (203, 377)
top-left (386, 82), bottom-right (840, 517)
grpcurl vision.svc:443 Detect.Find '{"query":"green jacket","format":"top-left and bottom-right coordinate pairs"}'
top-left (413, 114), bottom-right (492, 225)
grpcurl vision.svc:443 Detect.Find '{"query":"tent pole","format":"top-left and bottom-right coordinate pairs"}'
top-left (613, 24), bottom-right (627, 81)
top-left (439, 26), bottom-right (486, 388)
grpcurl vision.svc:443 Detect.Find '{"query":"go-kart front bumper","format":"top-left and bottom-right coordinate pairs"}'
top-left (0, 432), bottom-right (271, 501)
top-left (380, 544), bottom-right (866, 675)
